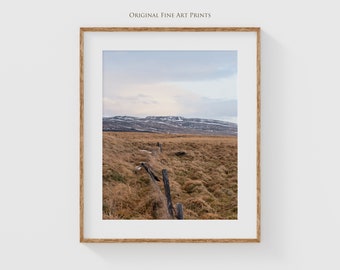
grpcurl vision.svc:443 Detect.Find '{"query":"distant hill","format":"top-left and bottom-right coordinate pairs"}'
top-left (103, 116), bottom-right (237, 136)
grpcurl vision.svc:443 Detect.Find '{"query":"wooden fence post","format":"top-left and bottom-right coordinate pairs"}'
top-left (156, 142), bottom-right (162, 153)
top-left (162, 169), bottom-right (174, 218)
top-left (175, 203), bottom-right (184, 220)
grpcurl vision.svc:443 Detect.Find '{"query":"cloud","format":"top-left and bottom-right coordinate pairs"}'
top-left (103, 50), bottom-right (237, 84)
top-left (178, 74), bottom-right (237, 100)
top-left (103, 82), bottom-right (237, 121)
top-left (103, 83), bottom-right (185, 117)
top-left (103, 50), bottom-right (238, 121)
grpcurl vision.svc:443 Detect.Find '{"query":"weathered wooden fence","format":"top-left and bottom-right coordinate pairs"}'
top-left (141, 163), bottom-right (183, 220)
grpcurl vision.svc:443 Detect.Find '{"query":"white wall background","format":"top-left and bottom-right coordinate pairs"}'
top-left (0, 0), bottom-right (339, 269)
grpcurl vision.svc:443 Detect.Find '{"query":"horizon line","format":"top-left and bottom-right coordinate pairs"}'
top-left (102, 115), bottom-right (238, 124)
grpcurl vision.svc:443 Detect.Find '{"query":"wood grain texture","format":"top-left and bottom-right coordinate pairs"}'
top-left (79, 29), bottom-right (84, 243)
top-left (256, 28), bottom-right (261, 242)
top-left (81, 238), bottom-right (260, 243)
top-left (79, 27), bottom-right (261, 243)
top-left (80, 27), bottom-right (260, 32)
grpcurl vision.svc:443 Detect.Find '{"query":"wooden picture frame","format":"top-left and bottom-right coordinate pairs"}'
top-left (80, 27), bottom-right (261, 243)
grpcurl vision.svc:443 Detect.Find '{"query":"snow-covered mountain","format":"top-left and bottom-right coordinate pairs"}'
top-left (103, 116), bottom-right (237, 136)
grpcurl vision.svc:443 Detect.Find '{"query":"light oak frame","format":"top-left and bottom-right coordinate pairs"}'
top-left (79, 27), bottom-right (261, 243)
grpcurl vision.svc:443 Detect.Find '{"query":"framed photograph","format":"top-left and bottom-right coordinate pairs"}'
top-left (80, 27), bottom-right (261, 242)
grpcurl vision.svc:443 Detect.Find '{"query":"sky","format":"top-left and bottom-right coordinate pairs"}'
top-left (103, 50), bottom-right (237, 122)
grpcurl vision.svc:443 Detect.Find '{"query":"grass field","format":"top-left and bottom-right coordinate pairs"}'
top-left (103, 132), bottom-right (237, 220)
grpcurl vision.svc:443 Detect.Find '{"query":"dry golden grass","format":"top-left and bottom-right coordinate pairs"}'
top-left (103, 132), bottom-right (237, 220)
